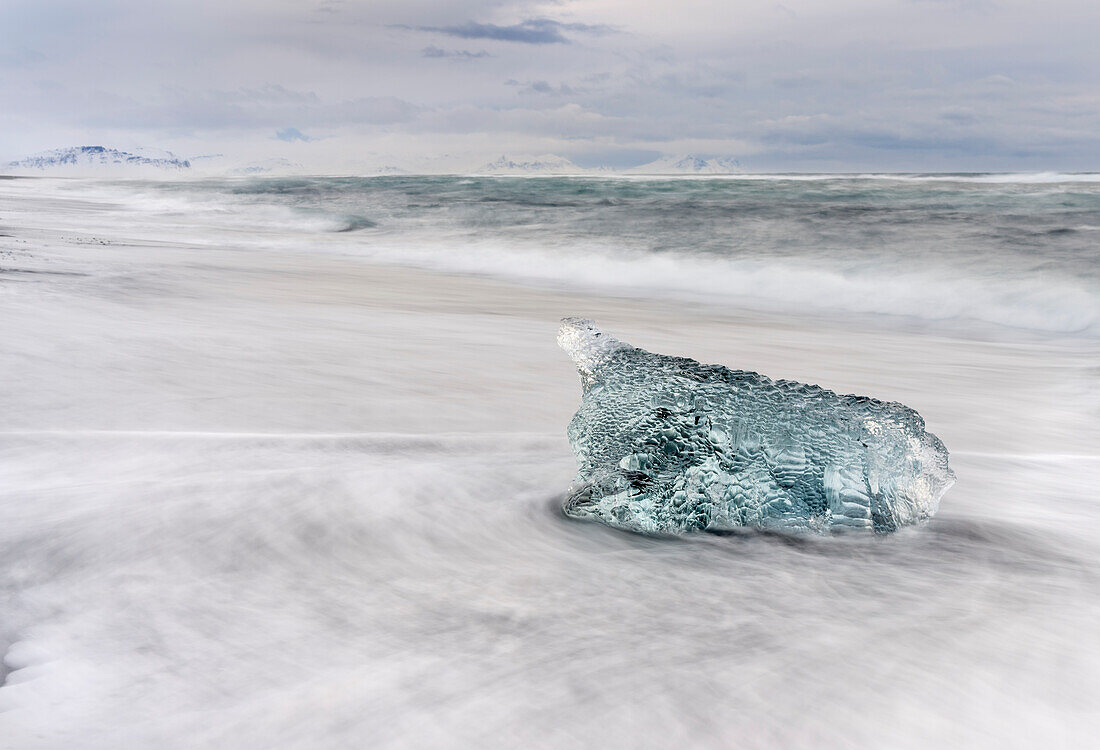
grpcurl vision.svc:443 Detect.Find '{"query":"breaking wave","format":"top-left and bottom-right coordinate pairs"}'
top-left (332, 214), bottom-right (377, 232)
top-left (33, 174), bottom-right (1100, 337)
top-left (351, 239), bottom-right (1099, 336)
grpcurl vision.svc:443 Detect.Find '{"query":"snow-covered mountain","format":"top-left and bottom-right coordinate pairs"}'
top-left (476, 154), bottom-right (584, 174)
top-left (228, 158), bottom-right (305, 176)
top-left (4, 147), bottom-right (743, 177)
top-left (628, 154), bottom-right (742, 174)
top-left (8, 146), bottom-right (191, 172)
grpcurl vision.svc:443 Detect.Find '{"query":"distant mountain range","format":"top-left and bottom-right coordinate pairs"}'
top-left (4, 146), bottom-right (742, 176)
top-left (476, 153), bottom-right (742, 175)
top-left (476, 154), bottom-right (586, 174)
top-left (628, 154), bottom-right (743, 174)
top-left (367, 165), bottom-right (407, 175)
top-left (8, 146), bottom-right (191, 171)
top-left (227, 157), bottom-right (304, 176)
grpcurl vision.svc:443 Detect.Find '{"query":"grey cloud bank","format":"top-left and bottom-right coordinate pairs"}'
top-left (275, 128), bottom-right (311, 142)
top-left (409, 18), bottom-right (614, 44)
top-left (1, 0), bottom-right (1098, 171)
top-left (422, 46), bottom-right (491, 59)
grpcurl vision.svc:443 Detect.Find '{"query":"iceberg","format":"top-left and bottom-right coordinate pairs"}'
top-left (558, 319), bottom-right (954, 535)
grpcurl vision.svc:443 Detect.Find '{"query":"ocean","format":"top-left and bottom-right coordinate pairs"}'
top-left (1, 174), bottom-right (1097, 748)
top-left (45, 173), bottom-right (1100, 336)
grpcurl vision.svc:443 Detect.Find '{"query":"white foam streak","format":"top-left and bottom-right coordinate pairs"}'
top-left (453, 172), bottom-right (1100, 183)
top-left (351, 239), bottom-right (1099, 336)
top-left (3, 436), bottom-right (1098, 748)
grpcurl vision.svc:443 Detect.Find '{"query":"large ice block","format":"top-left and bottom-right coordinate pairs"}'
top-left (558, 318), bottom-right (954, 535)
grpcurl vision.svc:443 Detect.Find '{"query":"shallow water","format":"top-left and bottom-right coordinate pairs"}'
top-left (2, 434), bottom-right (1096, 748)
top-left (0, 176), bottom-right (1098, 748)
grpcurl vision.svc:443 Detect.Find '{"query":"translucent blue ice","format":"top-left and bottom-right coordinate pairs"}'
top-left (558, 319), bottom-right (954, 535)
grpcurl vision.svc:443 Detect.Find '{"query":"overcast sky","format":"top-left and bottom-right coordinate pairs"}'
top-left (2, 0), bottom-right (1098, 170)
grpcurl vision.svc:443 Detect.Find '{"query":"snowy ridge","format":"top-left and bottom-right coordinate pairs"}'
top-left (628, 154), bottom-right (742, 174)
top-left (5, 148), bottom-right (748, 176)
top-left (229, 158), bottom-right (305, 176)
top-left (476, 154), bottom-right (584, 174)
top-left (8, 146), bottom-right (191, 172)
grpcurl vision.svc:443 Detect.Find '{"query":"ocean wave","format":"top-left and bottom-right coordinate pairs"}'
top-left (521, 172), bottom-right (1100, 184)
top-left (350, 240), bottom-right (1099, 336)
top-left (332, 215), bottom-right (377, 232)
top-left (900, 172), bottom-right (1100, 184)
top-left (27, 177), bottom-right (1099, 337)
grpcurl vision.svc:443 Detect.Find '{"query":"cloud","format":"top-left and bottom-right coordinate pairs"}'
top-left (940, 109), bottom-right (978, 124)
top-left (3, 1), bottom-right (1099, 170)
top-left (275, 127), bottom-right (310, 142)
top-left (0, 47), bottom-right (45, 68)
top-left (421, 45), bottom-right (490, 59)
top-left (411, 18), bottom-right (614, 45)
top-left (71, 87), bottom-right (421, 131)
top-left (771, 73), bottom-right (820, 89)
top-left (506, 79), bottom-right (578, 96)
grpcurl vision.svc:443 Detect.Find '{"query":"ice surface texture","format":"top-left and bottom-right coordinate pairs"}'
top-left (558, 319), bottom-right (954, 535)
